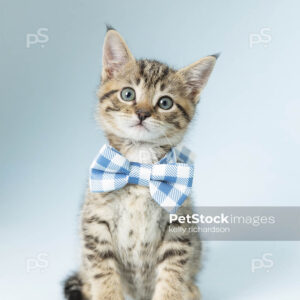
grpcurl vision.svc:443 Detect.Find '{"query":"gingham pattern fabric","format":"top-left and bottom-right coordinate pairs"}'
top-left (89, 144), bottom-right (194, 213)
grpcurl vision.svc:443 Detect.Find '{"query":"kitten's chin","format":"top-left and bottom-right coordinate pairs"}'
top-left (100, 116), bottom-right (184, 147)
top-left (102, 122), bottom-right (180, 146)
top-left (116, 125), bottom-right (162, 143)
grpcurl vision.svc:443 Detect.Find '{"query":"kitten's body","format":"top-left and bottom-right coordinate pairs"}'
top-left (64, 29), bottom-right (217, 300)
top-left (80, 143), bottom-right (201, 300)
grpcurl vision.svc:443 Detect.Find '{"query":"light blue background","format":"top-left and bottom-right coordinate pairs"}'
top-left (1, 0), bottom-right (300, 299)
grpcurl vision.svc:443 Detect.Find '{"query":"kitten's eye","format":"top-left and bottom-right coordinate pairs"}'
top-left (121, 87), bottom-right (136, 101)
top-left (158, 97), bottom-right (173, 110)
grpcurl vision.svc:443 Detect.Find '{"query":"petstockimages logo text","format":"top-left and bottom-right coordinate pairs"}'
top-left (168, 207), bottom-right (300, 241)
top-left (170, 213), bottom-right (275, 227)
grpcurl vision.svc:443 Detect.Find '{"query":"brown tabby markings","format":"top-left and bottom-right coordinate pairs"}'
top-left (63, 28), bottom-right (217, 300)
top-left (98, 59), bottom-right (195, 140)
top-left (137, 60), bottom-right (171, 88)
top-left (100, 89), bottom-right (118, 102)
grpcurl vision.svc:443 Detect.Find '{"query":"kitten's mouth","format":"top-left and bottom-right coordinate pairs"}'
top-left (131, 122), bottom-right (149, 131)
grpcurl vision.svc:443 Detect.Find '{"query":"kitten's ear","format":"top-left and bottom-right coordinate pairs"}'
top-left (178, 55), bottom-right (218, 102)
top-left (102, 29), bottom-right (135, 80)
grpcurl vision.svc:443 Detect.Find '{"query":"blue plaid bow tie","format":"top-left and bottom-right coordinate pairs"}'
top-left (89, 144), bottom-right (194, 213)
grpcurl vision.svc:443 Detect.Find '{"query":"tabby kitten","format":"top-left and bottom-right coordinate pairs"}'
top-left (64, 28), bottom-right (217, 300)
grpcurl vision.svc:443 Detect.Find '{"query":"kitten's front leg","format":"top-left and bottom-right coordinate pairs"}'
top-left (82, 217), bottom-right (124, 300)
top-left (152, 223), bottom-right (201, 300)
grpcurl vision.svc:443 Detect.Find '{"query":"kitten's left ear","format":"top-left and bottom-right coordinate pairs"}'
top-left (102, 29), bottom-right (135, 80)
top-left (178, 54), bottom-right (218, 102)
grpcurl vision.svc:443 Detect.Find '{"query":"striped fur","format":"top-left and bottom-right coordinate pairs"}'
top-left (64, 29), bottom-right (217, 300)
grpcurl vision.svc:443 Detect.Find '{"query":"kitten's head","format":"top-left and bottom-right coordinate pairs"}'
top-left (97, 29), bottom-right (217, 147)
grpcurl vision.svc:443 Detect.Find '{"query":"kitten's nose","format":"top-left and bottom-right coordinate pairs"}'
top-left (136, 109), bottom-right (151, 122)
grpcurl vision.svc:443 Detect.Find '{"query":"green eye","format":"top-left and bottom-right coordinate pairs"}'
top-left (158, 96), bottom-right (173, 110)
top-left (121, 87), bottom-right (136, 101)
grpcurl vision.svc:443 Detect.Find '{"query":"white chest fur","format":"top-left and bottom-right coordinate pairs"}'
top-left (114, 185), bottom-right (162, 266)
top-left (122, 143), bottom-right (164, 164)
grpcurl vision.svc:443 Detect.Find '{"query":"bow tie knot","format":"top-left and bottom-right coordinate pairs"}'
top-left (89, 144), bottom-right (194, 213)
top-left (128, 162), bottom-right (152, 186)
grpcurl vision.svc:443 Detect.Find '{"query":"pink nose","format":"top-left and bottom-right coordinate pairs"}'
top-left (136, 109), bottom-right (151, 122)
